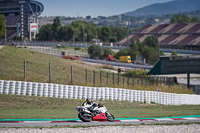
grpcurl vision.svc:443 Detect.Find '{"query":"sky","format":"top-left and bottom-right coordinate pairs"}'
top-left (38, 0), bottom-right (173, 17)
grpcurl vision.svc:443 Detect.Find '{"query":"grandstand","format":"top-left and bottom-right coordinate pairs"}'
top-left (0, 0), bottom-right (44, 40)
top-left (118, 23), bottom-right (200, 50)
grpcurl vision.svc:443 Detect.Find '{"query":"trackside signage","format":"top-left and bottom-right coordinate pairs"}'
top-left (148, 57), bottom-right (200, 75)
top-left (30, 23), bottom-right (38, 32)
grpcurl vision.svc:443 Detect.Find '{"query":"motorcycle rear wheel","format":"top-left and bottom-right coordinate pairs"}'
top-left (78, 113), bottom-right (92, 122)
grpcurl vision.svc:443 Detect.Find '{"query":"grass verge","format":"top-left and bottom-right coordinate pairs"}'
top-left (0, 94), bottom-right (200, 119)
top-left (0, 46), bottom-right (193, 94)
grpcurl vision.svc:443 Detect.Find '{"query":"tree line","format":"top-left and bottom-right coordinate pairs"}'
top-left (0, 14), bottom-right (5, 40)
top-left (116, 35), bottom-right (162, 65)
top-left (170, 14), bottom-right (199, 24)
top-left (87, 35), bottom-right (161, 65)
top-left (37, 17), bottom-right (127, 43)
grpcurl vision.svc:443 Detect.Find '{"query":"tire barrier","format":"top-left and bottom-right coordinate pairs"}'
top-left (48, 83), bottom-right (53, 98)
top-left (68, 86), bottom-right (73, 99)
top-left (0, 80), bottom-right (200, 105)
top-left (32, 83), bottom-right (38, 96)
top-left (53, 84), bottom-right (58, 98)
top-left (43, 83), bottom-right (48, 97)
top-left (9, 81), bottom-right (15, 95)
top-left (58, 85), bottom-right (64, 98)
top-left (3, 81), bottom-right (9, 94)
top-left (20, 82), bottom-right (26, 95)
top-left (38, 83), bottom-right (43, 97)
top-left (63, 85), bottom-right (69, 99)
top-left (0, 80), bottom-right (4, 94)
top-left (26, 82), bottom-right (32, 96)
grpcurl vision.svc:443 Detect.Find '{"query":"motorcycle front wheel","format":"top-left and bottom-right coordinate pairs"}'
top-left (105, 112), bottom-right (115, 122)
top-left (78, 113), bottom-right (92, 122)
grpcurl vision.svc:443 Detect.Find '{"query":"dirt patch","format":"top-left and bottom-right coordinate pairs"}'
top-left (0, 101), bottom-right (19, 106)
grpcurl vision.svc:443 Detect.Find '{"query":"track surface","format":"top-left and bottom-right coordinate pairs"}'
top-left (80, 58), bottom-right (153, 69)
top-left (1, 115), bottom-right (200, 127)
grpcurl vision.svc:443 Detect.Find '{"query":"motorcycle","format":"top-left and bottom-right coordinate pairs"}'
top-left (76, 104), bottom-right (115, 122)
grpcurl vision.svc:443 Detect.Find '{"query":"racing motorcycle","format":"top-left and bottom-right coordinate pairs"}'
top-left (76, 104), bottom-right (115, 122)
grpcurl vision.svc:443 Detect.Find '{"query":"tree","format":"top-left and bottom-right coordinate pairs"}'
top-left (84, 22), bottom-right (98, 42)
top-left (140, 36), bottom-right (160, 64)
top-left (99, 26), bottom-right (112, 42)
top-left (0, 14), bottom-right (6, 39)
top-left (115, 49), bottom-right (129, 59)
top-left (111, 27), bottom-right (126, 42)
top-left (87, 44), bottom-right (102, 59)
top-left (36, 20), bottom-right (129, 43)
top-left (143, 36), bottom-right (159, 49)
top-left (37, 24), bottom-right (53, 41)
top-left (129, 40), bottom-right (142, 60)
top-left (140, 45), bottom-right (159, 65)
top-left (65, 25), bottom-right (74, 42)
top-left (57, 26), bottom-right (67, 41)
top-left (70, 20), bottom-right (98, 42)
top-left (52, 17), bottom-right (61, 40)
top-left (109, 36), bottom-right (118, 42)
top-left (191, 17), bottom-right (199, 23)
top-left (101, 48), bottom-right (112, 59)
top-left (170, 14), bottom-right (190, 24)
top-left (171, 50), bottom-right (178, 59)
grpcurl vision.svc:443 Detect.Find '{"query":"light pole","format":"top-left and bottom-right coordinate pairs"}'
top-left (85, 33), bottom-right (87, 44)
top-left (126, 19), bottom-right (131, 46)
top-left (82, 23), bottom-right (85, 43)
top-left (4, 17), bottom-right (7, 45)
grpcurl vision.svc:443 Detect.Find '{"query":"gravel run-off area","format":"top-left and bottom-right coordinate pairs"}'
top-left (1, 124), bottom-right (200, 133)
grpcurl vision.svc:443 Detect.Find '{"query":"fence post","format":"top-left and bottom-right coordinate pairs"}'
top-left (100, 71), bottom-right (102, 86)
top-left (113, 73), bottom-right (115, 86)
top-left (164, 77), bottom-right (167, 85)
top-left (24, 60), bottom-right (26, 81)
top-left (93, 70), bottom-right (95, 86)
top-left (123, 75), bottom-right (124, 87)
top-left (157, 76), bottom-right (159, 85)
top-left (127, 76), bottom-right (129, 86)
top-left (141, 77), bottom-right (143, 86)
top-left (85, 69), bottom-right (87, 84)
top-left (107, 72), bottom-right (109, 85)
top-left (145, 77), bottom-right (147, 86)
top-left (159, 77), bottom-right (162, 85)
top-left (118, 73), bottom-right (120, 85)
top-left (71, 66), bottom-right (73, 84)
top-left (148, 76), bottom-right (151, 86)
top-left (49, 62), bottom-right (51, 83)
top-left (132, 75), bottom-right (134, 87)
top-left (137, 77), bottom-right (139, 85)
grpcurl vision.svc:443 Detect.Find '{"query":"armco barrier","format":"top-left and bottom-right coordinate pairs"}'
top-left (0, 80), bottom-right (200, 105)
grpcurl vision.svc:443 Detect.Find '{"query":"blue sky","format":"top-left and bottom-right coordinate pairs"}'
top-left (39, 0), bottom-right (173, 17)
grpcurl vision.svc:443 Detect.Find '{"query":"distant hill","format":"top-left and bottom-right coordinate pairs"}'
top-left (123, 0), bottom-right (200, 17)
top-left (39, 10), bottom-right (200, 29)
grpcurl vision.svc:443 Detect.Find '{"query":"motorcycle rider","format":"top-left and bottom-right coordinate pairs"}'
top-left (82, 98), bottom-right (103, 114)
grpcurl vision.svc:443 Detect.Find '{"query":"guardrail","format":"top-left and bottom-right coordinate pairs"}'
top-left (0, 80), bottom-right (200, 105)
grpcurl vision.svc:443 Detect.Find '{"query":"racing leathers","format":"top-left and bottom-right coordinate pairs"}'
top-left (82, 101), bottom-right (103, 114)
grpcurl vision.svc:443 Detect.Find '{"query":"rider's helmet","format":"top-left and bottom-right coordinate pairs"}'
top-left (86, 98), bottom-right (93, 105)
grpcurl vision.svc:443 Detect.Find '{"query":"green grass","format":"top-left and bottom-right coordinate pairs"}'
top-left (0, 46), bottom-right (99, 84)
top-left (0, 94), bottom-right (200, 119)
top-left (0, 46), bottom-right (194, 94)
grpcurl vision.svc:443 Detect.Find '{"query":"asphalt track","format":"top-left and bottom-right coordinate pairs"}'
top-left (79, 58), bottom-right (153, 69)
top-left (1, 115), bottom-right (200, 127)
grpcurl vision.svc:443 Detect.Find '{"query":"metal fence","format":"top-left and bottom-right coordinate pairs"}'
top-left (19, 59), bottom-right (175, 89)
top-left (0, 40), bottom-right (129, 50)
